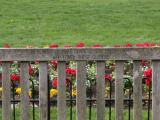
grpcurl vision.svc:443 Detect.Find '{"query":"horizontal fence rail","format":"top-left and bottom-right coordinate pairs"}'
top-left (0, 47), bottom-right (159, 61)
top-left (0, 48), bottom-right (160, 120)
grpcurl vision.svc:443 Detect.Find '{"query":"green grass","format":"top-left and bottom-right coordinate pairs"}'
top-left (0, 107), bottom-right (151, 120)
top-left (0, 0), bottom-right (160, 47)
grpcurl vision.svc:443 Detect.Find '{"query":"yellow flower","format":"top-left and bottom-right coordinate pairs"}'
top-left (0, 87), bottom-right (2, 92)
top-left (16, 88), bottom-right (21, 94)
top-left (28, 91), bottom-right (32, 98)
top-left (72, 90), bottom-right (76, 97)
top-left (50, 89), bottom-right (58, 97)
top-left (43, 45), bottom-right (49, 48)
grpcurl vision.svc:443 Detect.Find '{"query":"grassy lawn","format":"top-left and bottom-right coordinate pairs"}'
top-left (0, 107), bottom-right (151, 120)
top-left (0, 0), bottom-right (160, 47)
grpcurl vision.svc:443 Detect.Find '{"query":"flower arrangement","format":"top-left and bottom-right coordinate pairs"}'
top-left (0, 42), bottom-right (156, 100)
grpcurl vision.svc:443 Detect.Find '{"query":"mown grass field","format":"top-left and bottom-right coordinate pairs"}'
top-left (0, 0), bottom-right (160, 47)
top-left (0, 107), bottom-right (152, 120)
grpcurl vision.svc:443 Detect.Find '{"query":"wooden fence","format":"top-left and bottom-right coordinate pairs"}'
top-left (1, 47), bottom-right (160, 120)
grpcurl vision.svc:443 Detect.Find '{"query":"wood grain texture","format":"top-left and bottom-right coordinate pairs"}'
top-left (152, 61), bottom-right (160, 120)
top-left (0, 48), bottom-right (160, 61)
top-left (57, 61), bottom-right (66, 120)
top-left (76, 61), bottom-right (86, 120)
top-left (133, 61), bottom-right (142, 120)
top-left (96, 61), bottom-right (105, 120)
top-left (115, 61), bottom-right (124, 120)
top-left (2, 62), bottom-right (11, 120)
top-left (39, 62), bottom-right (48, 120)
top-left (20, 62), bottom-right (30, 120)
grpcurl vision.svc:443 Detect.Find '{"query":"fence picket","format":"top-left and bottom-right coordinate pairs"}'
top-left (76, 61), bottom-right (86, 120)
top-left (39, 62), bottom-right (48, 120)
top-left (152, 61), bottom-right (160, 120)
top-left (20, 62), bottom-right (30, 120)
top-left (96, 61), bottom-right (105, 120)
top-left (133, 61), bottom-right (142, 120)
top-left (2, 62), bottom-right (11, 120)
top-left (57, 61), bottom-right (66, 120)
top-left (115, 61), bottom-right (124, 120)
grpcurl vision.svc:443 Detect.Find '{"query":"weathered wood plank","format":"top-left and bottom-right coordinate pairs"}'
top-left (76, 61), bottom-right (86, 120)
top-left (96, 61), bottom-right (105, 120)
top-left (57, 61), bottom-right (66, 120)
top-left (39, 62), bottom-right (48, 120)
top-left (0, 48), bottom-right (160, 61)
top-left (20, 62), bottom-right (29, 120)
top-left (115, 61), bottom-right (124, 120)
top-left (152, 61), bottom-right (160, 120)
top-left (133, 61), bottom-right (142, 120)
top-left (2, 62), bottom-right (11, 120)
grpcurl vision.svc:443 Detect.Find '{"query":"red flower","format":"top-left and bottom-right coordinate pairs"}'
top-left (71, 69), bottom-right (76, 76)
top-left (3, 44), bottom-right (11, 48)
top-left (10, 74), bottom-right (20, 81)
top-left (143, 42), bottom-right (151, 47)
top-left (105, 74), bottom-right (112, 81)
top-left (75, 42), bottom-right (85, 48)
top-left (141, 59), bottom-right (146, 66)
top-left (66, 67), bottom-right (71, 74)
top-left (29, 65), bottom-right (34, 76)
top-left (144, 68), bottom-right (152, 87)
top-left (124, 43), bottom-right (132, 48)
top-left (90, 44), bottom-right (103, 48)
top-left (144, 68), bottom-right (152, 78)
top-left (136, 43), bottom-right (143, 47)
top-left (145, 78), bottom-right (151, 87)
top-left (49, 44), bottom-right (58, 48)
top-left (66, 67), bottom-right (76, 76)
top-left (52, 78), bottom-right (58, 88)
top-left (50, 60), bottom-right (57, 67)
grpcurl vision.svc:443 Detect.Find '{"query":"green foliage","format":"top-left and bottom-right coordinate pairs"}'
top-left (0, 107), bottom-right (152, 119)
top-left (0, 0), bottom-right (160, 47)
